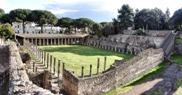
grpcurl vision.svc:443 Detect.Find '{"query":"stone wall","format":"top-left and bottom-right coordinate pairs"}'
top-left (0, 43), bottom-right (54, 95)
top-left (175, 42), bottom-right (182, 55)
top-left (86, 34), bottom-right (165, 55)
top-left (123, 30), bottom-right (170, 37)
top-left (0, 45), bottom-right (10, 95)
top-left (62, 48), bottom-right (164, 95)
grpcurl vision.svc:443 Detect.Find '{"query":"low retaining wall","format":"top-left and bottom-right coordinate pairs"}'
top-left (0, 43), bottom-right (54, 95)
top-left (62, 48), bottom-right (164, 95)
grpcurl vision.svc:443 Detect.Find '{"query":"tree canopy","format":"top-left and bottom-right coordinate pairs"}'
top-left (134, 8), bottom-right (167, 30)
top-left (0, 23), bottom-right (15, 40)
top-left (29, 10), bottom-right (58, 33)
top-left (57, 17), bottom-right (73, 28)
top-left (9, 9), bottom-right (31, 33)
top-left (0, 8), bottom-right (5, 22)
top-left (114, 4), bottom-right (134, 30)
top-left (170, 8), bottom-right (182, 29)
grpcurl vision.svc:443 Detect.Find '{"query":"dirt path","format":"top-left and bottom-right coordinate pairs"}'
top-left (120, 78), bottom-right (163, 95)
top-left (119, 63), bottom-right (182, 95)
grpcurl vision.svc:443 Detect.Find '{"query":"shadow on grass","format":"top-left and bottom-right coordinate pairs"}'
top-left (39, 45), bottom-right (132, 59)
top-left (124, 62), bottom-right (169, 87)
top-left (106, 61), bottom-right (170, 95)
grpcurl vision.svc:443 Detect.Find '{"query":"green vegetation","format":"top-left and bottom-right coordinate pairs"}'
top-left (171, 54), bottom-right (182, 67)
top-left (106, 54), bottom-right (182, 95)
top-left (39, 45), bottom-right (132, 76)
top-left (105, 61), bottom-right (169, 95)
top-left (171, 54), bottom-right (182, 95)
top-left (147, 88), bottom-right (163, 95)
top-left (175, 38), bottom-right (182, 43)
top-left (0, 23), bottom-right (15, 40)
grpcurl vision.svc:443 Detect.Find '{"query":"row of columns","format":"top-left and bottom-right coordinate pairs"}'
top-left (80, 57), bottom-right (107, 78)
top-left (25, 37), bottom-right (84, 46)
top-left (85, 42), bottom-right (145, 55)
top-left (24, 40), bottom-right (63, 86)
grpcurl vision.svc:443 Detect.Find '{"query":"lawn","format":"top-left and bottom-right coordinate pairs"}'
top-left (175, 38), bottom-right (182, 43)
top-left (39, 45), bottom-right (132, 76)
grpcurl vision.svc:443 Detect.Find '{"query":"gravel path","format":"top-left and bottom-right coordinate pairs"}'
top-left (119, 63), bottom-right (182, 95)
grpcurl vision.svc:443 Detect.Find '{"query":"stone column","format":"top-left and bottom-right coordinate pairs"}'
top-left (35, 38), bottom-right (37, 46)
top-left (47, 38), bottom-right (49, 45)
top-left (71, 38), bottom-right (73, 44)
top-left (58, 38), bottom-right (60, 45)
top-left (31, 38), bottom-right (33, 43)
top-left (67, 38), bottom-right (70, 45)
top-left (122, 48), bottom-right (125, 53)
top-left (104, 57), bottom-right (107, 71)
top-left (81, 66), bottom-right (84, 78)
top-left (53, 57), bottom-right (56, 74)
top-left (97, 58), bottom-right (100, 74)
top-left (39, 38), bottom-right (41, 46)
top-left (55, 38), bottom-right (57, 45)
top-left (51, 38), bottom-right (53, 45)
top-left (89, 64), bottom-right (92, 77)
top-left (43, 39), bottom-right (45, 46)
top-left (65, 38), bottom-right (67, 45)
top-left (61, 38), bottom-right (63, 45)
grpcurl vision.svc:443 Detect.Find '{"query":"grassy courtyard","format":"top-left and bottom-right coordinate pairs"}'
top-left (39, 45), bottom-right (132, 76)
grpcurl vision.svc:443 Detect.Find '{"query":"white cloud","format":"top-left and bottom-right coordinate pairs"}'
top-left (50, 9), bottom-right (79, 14)
top-left (44, 0), bottom-right (182, 16)
top-left (0, 0), bottom-right (9, 11)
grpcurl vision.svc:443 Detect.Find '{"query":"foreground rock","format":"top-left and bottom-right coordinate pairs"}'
top-left (0, 43), bottom-right (54, 95)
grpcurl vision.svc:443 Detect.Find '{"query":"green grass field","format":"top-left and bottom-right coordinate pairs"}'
top-left (175, 38), bottom-right (182, 43)
top-left (39, 45), bottom-right (132, 76)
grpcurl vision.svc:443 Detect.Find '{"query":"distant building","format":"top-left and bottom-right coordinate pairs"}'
top-left (12, 22), bottom-right (62, 34)
top-left (12, 22), bottom-right (92, 34)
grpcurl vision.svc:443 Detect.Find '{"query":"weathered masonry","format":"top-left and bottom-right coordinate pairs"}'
top-left (15, 34), bottom-right (88, 45)
top-left (0, 43), bottom-right (54, 95)
top-left (62, 48), bottom-right (164, 95)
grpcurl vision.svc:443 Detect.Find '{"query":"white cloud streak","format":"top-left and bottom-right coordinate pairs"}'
top-left (0, 0), bottom-right (9, 11)
top-left (43, 0), bottom-right (182, 16)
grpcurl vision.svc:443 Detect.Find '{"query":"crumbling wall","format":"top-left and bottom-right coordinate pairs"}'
top-left (0, 43), bottom-right (54, 95)
top-left (122, 30), bottom-right (170, 37)
top-left (62, 48), bottom-right (164, 95)
top-left (0, 45), bottom-right (10, 95)
top-left (86, 34), bottom-right (165, 55)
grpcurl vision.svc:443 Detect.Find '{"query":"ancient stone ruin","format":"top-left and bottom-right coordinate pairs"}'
top-left (0, 43), bottom-right (54, 95)
top-left (62, 48), bottom-right (164, 95)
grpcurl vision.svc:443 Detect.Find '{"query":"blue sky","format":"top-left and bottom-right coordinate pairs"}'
top-left (0, 0), bottom-right (182, 22)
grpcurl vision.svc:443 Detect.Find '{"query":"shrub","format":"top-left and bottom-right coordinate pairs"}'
top-left (0, 23), bottom-right (15, 40)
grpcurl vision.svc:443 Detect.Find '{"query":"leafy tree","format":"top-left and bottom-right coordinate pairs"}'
top-left (0, 23), bottom-right (15, 40)
top-left (114, 4), bottom-right (134, 30)
top-left (9, 9), bottom-right (31, 33)
top-left (73, 18), bottom-right (94, 33)
top-left (101, 22), bottom-right (115, 37)
top-left (57, 17), bottom-right (73, 34)
top-left (91, 23), bottom-right (103, 36)
top-left (166, 8), bottom-right (170, 21)
top-left (134, 8), bottom-right (167, 30)
top-left (1, 14), bottom-right (11, 24)
top-left (170, 8), bottom-right (182, 29)
top-left (0, 8), bottom-right (5, 22)
top-left (29, 10), bottom-right (58, 33)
